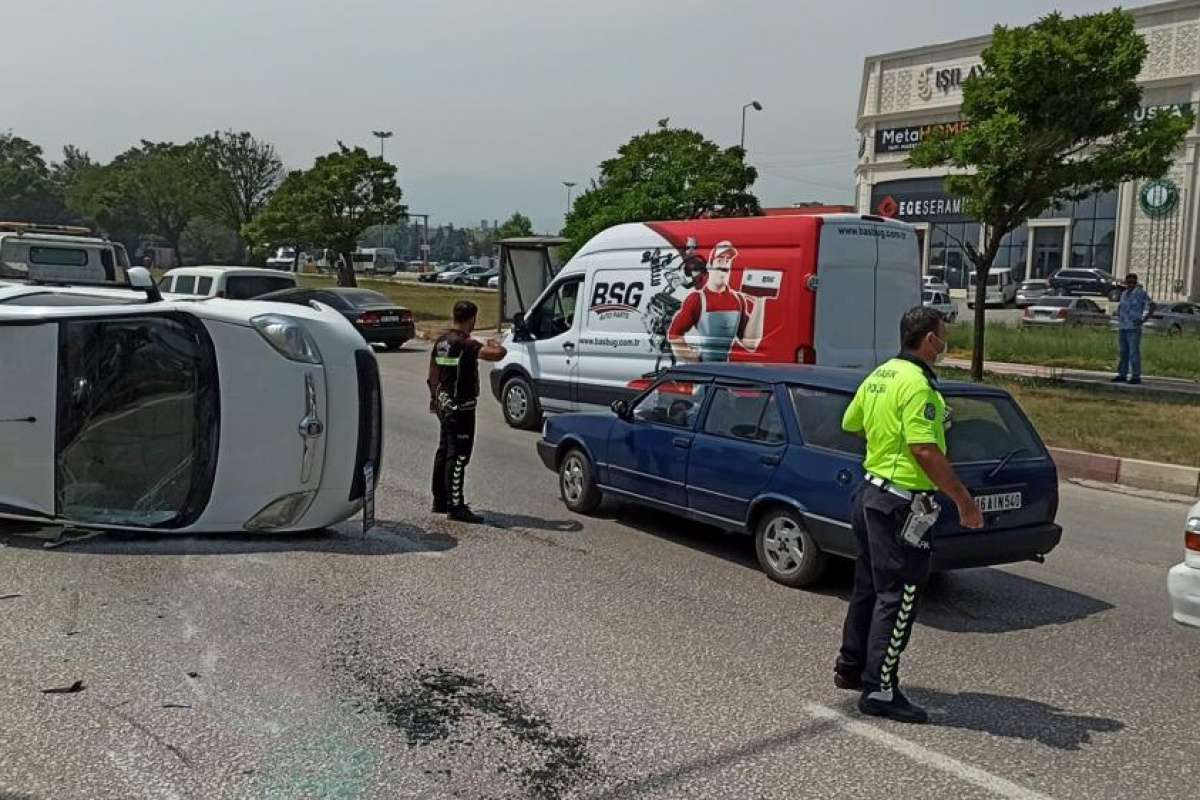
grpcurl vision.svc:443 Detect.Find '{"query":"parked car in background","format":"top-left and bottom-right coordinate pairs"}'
top-left (1112, 301), bottom-right (1200, 336)
top-left (922, 274), bottom-right (949, 295)
top-left (444, 265), bottom-right (490, 285)
top-left (538, 363), bottom-right (1061, 588)
top-left (159, 267), bottom-right (297, 300)
top-left (0, 270), bottom-right (382, 534)
top-left (266, 247), bottom-right (303, 271)
top-left (1016, 279), bottom-right (1052, 307)
top-left (922, 289), bottom-right (957, 322)
top-left (1168, 501), bottom-right (1200, 628)
top-left (488, 274), bottom-right (499, 289)
top-left (419, 264), bottom-right (459, 283)
top-left (1021, 296), bottom-right (1108, 327)
top-left (471, 267), bottom-right (499, 287)
top-left (967, 267), bottom-right (1018, 307)
top-left (258, 287), bottom-right (415, 350)
top-left (431, 264), bottom-right (474, 284)
top-left (1049, 268), bottom-right (1123, 301)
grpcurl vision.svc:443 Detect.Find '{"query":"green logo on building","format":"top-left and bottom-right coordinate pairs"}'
top-left (1139, 179), bottom-right (1178, 218)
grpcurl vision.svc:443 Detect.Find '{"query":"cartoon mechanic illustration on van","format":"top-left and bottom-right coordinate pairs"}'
top-left (667, 240), bottom-right (768, 362)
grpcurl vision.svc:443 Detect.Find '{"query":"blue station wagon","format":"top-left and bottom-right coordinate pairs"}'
top-left (537, 363), bottom-right (1063, 587)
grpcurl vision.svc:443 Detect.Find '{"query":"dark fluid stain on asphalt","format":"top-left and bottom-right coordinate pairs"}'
top-left (339, 649), bottom-right (596, 799)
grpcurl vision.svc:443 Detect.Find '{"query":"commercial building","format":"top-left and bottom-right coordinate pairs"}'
top-left (855, 0), bottom-right (1200, 300)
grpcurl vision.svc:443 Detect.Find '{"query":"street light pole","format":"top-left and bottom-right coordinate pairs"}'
top-left (371, 130), bottom-right (393, 247)
top-left (740, 101), bottom-right (763, 152)
top-left (562, 181), bottom-right (576, 217)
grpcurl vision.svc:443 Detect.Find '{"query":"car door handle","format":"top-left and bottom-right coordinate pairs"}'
top-left (673, 437), bottom-right (691, 449)
top-left (562, 342), bottom-right (575, 351)
top-left (760, 454), bottom-right (781, 466)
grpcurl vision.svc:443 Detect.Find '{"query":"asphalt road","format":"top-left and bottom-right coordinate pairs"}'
top-left (1, 342), bottom-right (1196, 800)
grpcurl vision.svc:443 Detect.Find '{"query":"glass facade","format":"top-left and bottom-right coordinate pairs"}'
top-left (928, 222), bottom-right (981, 290)
top-left (1069, 191), bottom-right (1118, 273)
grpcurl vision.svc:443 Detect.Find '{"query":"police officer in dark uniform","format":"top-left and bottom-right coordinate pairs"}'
top-left (834, 306), bottom-right (984, 723)
top-left (428, 300), bottom-right (507, 523)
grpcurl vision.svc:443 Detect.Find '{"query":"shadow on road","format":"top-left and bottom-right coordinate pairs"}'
top-left (0, 519), bottom-right (457, 558)
top-left (477, 510), bottom-right (583, 533)
top-left (605, 501), bottom-right (1113, 634)
top-left (900, 687), bottom-right (1124, 750)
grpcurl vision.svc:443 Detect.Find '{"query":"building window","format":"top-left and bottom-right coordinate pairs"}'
top-left (994, 224), bottom-right (1028, 274)
top-left (928, 222), bottom-right (980, 290)
top-left (1069, 190), bottom-right (1117, 273)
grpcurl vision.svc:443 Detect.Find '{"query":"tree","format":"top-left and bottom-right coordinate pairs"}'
top-left (561, 120), bottom-right (759, 258)
top-left (909, 9), bottom-right (1192, 380)
top-left (0, 133), bottom-right (70, 223)
top-left (244, 143), bottom-right (405, 287)
top-left (495, 211), bottom-right (534, 240)
top-left (76, 141), bottom-right (210, 262)
top-left (196, 131), bottom-right (283, 262)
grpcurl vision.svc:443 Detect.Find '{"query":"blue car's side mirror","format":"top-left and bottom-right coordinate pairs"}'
top-left (611, 399), bottom-right (630, 419)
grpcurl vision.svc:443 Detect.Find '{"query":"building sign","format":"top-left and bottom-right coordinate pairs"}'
top-left (1132, 102), bottom-right (1193, 122)
top-left (875, 121), bottom-right (968, 154)
top-left (1139, 179), bottom-right (1179, 218)
top-left (935, 64), bottom-right (986, 94)
top-left (871, 180), bottom-right (968, 222)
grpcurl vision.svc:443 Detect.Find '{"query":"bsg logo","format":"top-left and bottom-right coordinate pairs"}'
top-left (591, 281), bottom-right (644, 310)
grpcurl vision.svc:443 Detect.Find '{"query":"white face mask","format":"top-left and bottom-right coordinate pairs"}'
top-left (931, 333), bottom-right (948, 364)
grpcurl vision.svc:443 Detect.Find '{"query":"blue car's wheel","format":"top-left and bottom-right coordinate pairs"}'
top-left (559, 449), bottom-right (601, 514)
top-left (754, 507), bottom-right (827, 588)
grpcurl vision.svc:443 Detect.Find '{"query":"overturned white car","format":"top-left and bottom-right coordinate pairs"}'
top-left (0, 267), bottom-right (382, 534)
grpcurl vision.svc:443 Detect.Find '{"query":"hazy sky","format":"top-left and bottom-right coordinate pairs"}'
top-left (3, 0), bottom-right (1126, 233)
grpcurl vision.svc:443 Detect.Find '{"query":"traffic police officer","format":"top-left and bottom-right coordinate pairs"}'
top-left (428, 300), bottom-right (506, 523)
top-left (834, 305), bottom-right (983, 724)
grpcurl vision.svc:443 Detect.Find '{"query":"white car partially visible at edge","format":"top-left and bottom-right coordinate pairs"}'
top-left (0, 275), bottom-right (381, 534)
top-left (1169, 500), bottom-right (1200, 628)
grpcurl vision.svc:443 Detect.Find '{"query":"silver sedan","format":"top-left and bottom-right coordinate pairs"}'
top-left (1022, 296), bottom-right (1109, 327)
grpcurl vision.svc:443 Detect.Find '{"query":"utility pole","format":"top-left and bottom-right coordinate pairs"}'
top-left (372, 131), bottom-right (394, 247)
top-left (562, 181), bottom-right (577, 218)
top-left (740, 101), bottom-right (763, 153)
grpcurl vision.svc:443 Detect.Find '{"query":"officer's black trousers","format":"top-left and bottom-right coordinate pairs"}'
top-left (432, 410), bottom-right (476, 510)
top-left (836, 483), bottom-right (933, 691)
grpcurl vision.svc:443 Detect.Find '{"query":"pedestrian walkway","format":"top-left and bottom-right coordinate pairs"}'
top-left (942, 356), bottom-right (1200, 397)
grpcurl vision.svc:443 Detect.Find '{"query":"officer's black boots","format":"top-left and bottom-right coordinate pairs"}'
top-left (834, 669), bottom-right (863, 691)
top-left (448, 506), bottom-right (485, 524)
top-left (857, 687), bottom-right (929, 724)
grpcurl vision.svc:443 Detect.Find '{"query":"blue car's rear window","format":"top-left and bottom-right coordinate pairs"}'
top-left (789, 387), bottom-right (1047, 464)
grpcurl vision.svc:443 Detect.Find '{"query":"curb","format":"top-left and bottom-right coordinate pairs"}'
top-left (1048, 446), bottom-right (1199, 497)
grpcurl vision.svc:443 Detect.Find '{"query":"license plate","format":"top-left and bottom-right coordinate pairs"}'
top-left (381, 315), bottom-right (400, 323)
top-left (976, 492), bottom-right (1022, 513)
top-left (362, 462), bottom-right (376, 533)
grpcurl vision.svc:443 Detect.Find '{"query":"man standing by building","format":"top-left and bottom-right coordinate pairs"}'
top-left (1113, 272), bottom-right (1152, 385)
top-left (834, 306), bottom-right (984, 724)
top-left (428, 300), bottom-right (506, 523)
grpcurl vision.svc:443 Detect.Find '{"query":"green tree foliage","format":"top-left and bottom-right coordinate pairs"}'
top-left (196, 131), bottom-right (283, 262)
top-left (0, 132), bottom-right (71, 223)
top-left (74, 140), bottom-right (209, 260)
top-left (909, 9), bottom-right (1192, 379)
top-left (495, 211), bottom-right (534, 240)
top-left (245, 143), bottom-right (405, 286)
top-left (561, 120), bottom-right (759, 258)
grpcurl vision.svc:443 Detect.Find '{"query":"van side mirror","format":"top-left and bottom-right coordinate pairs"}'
top-left (611, 399), bottom-right (630, 419)
top-left (127, 267), bottom-right (162, 303)
top-left (513, 311), bottom-right (532, 342)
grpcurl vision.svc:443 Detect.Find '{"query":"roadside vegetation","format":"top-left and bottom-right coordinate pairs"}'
top-left (946, 322), bottom-right (1200, 380)
top-left (940, 368), bottom-right (1200, 466)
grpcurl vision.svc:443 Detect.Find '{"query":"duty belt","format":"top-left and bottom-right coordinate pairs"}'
top-left (864, 474), bottom-right (930, 501)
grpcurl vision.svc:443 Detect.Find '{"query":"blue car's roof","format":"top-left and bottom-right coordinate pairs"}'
top-left (662, 362), bottom-right (1003, 396)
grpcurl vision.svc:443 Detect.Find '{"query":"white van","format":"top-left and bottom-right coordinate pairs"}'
top-left (968, 267), bottom-right (1018, 307)
top-left (352, 248), bottom-right (399, 275)
top-left (0, 224), bottom-right (131, 287)
top-left (490, 214), bottom-right (920, 429)
top-left (159, 266), bottom-right (297, 300)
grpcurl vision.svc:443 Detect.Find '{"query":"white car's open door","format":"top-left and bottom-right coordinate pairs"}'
top-left (0, 322), bottom-right (58, 518)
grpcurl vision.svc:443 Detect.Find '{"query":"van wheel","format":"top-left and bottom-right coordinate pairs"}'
top-left (502, 375), bottom-right (541, 430)
top-left (559, 449), bottom-right (602, 514)
top-left (754, 507), bottom-right (826, 588)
